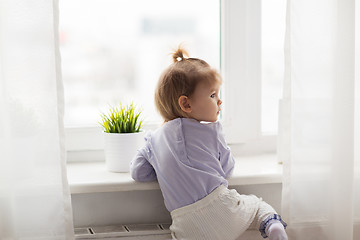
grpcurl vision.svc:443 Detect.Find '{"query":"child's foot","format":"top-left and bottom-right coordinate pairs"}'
top-left (266, 222), bottom-right (288, 240)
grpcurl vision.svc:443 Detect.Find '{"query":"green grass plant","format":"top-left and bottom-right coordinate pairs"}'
top-left (100, 103), bottom-right (143, 133)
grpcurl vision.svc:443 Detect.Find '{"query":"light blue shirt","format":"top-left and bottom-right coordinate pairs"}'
top-left (130, 118), bottom-right (235, 212)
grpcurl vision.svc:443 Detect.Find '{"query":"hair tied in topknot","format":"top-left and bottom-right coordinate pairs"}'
top-left (172, 47), bottom-right (189, 63)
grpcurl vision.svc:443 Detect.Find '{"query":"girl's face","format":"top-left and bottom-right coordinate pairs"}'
top-left (188, 81), bottom-right (222, 122)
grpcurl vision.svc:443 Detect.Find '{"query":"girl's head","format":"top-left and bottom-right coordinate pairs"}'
top-left (155, 47), bottom-right (222, 122)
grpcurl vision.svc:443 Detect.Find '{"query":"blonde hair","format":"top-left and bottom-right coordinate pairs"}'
top-left (155, 47), bottom-right (222, 122)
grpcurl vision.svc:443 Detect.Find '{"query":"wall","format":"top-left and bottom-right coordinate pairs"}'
top-left (72, 183), bottom-right (282, 228)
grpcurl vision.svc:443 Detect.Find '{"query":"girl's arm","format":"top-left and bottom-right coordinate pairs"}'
top-left (130, 143), bottom-right (157, 182)
top-left (217, 124), bottom-right (235, 178)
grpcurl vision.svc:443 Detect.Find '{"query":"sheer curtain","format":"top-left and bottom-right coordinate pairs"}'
top-left (0, 0), bottom-right (74, 239)
top-left (280, 0), bottom-right (360, 239)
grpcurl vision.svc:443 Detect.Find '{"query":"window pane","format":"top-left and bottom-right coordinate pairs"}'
top-left (261, 0), bottom-right (286, 134)
top-left (59, 0), bottom-right (220, 126)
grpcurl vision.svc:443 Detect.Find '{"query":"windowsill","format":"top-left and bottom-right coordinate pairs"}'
top-left (67, 153), bottom-right (282, 194)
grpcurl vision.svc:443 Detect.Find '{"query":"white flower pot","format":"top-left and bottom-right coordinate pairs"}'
top-left (103, 131), bottom-right (145, 172)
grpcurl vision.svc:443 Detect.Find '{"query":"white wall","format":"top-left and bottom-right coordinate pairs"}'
top-left (72, 183), bottom-right (282, 228)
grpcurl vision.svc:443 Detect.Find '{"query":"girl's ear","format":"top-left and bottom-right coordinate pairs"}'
top-left (178, 95), bottom-right (192, 113)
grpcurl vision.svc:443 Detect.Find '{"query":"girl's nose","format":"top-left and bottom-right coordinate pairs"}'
top-left (218, 99), bottom-right (222, 106)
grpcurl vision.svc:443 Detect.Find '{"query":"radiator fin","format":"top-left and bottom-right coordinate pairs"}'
top-left (74, 223), bottom-right (171, 239)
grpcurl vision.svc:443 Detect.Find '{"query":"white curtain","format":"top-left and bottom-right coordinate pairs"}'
top-left (0, 0), bottom-right (74, 239)
top-left (280, 0), bottom-right (360, 239)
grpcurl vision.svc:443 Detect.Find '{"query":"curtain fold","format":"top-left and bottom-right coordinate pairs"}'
top-left (0, 0), bottom-right (74, 239)
top-left (280, 0), bottom-right (360, 239)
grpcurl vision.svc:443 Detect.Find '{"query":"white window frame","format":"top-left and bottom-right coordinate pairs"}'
top-left (65, 0), bottom-right (277, 161)
top-left (220, 0), bottom-right (277, 155)
top-left (220, 0), bottom-right (261, 143)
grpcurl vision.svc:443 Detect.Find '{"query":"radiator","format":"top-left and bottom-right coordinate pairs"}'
top-left (74, 223), bottom-right (263, 240)
top-left (74, 223), bottom-right (172, 239)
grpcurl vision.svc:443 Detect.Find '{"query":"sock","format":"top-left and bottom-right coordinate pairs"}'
top-left (265, 221), bottom-right (288, 240)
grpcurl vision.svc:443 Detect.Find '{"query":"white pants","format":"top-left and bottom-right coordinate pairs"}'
top-left (170, 185), bottom-right (276, 240)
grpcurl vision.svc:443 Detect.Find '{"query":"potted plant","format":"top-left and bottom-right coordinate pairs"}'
top-left (100, 103), bottom-right (144, 172)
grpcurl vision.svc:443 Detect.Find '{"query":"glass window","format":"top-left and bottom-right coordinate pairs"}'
top-left (59, 0), bottom-right (220, 127)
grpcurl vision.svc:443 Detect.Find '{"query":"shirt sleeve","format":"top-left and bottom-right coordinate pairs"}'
top-left (217, 123), bottom-right (235, 178)
top-left (130, 138), bottom-right (157, 182)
